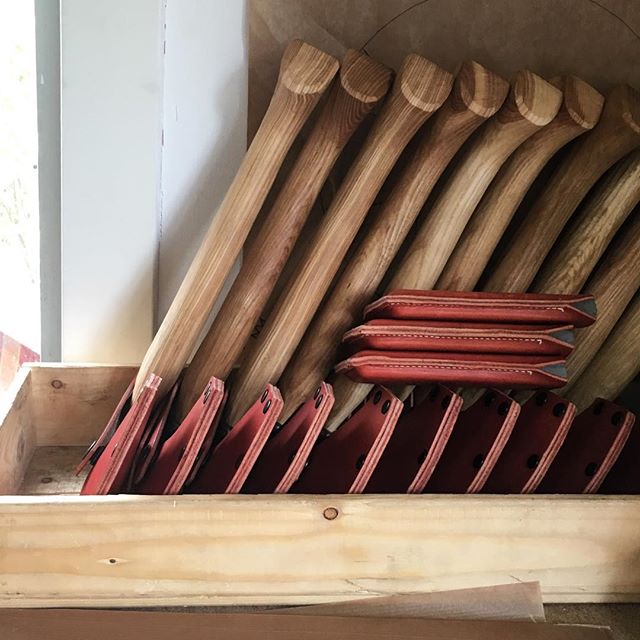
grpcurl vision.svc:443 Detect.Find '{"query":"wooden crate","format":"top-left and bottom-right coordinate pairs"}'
top-left (0, 363), bottom-right (639, 608)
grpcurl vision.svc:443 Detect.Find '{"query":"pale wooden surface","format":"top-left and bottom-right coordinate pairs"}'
top-left (562, 215), bottom-right (640, 388)
top-left (0, 493), bottom-right (639, 607)
top-left (0, 368), bottom-right (34, 494)
top-left (566, 293), bottom-right (640, 410)
top-left (20, 446), bottom-right (87, 495)
top-left (133, 40), bottom-right (338, 402)
top-left (485, 84), bottom-right (640, 293)
top-left (226, 54), bottom-right (454, 423)
top-left (277, 61), bottom-right (509, 421)
top-left (533, 150), bottom-right (640, 294)
top-left (438, 75), bottom-right (604, 291)
top-left (177, 50), bottom-right (392, 419)
top-left (388, 70), bottom-right (562, 292)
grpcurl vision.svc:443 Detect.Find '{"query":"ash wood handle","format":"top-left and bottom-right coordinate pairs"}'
top-left (132, 41), bottom-right (338, 401)
top-left (387, 70), bottom-right (562, 291)
top-left (175, 50), bottom-right (392, 419)
top-left (484, 84), bottom-right (640, 293)
top-left (532, 149), bottom-right (640, 294)
top-left (277, 61), bottom-right (509, 422)
top-left (437, 76), bottom-right (604, 291)
top-left (226, 54), bottom-right (454, 424)
top-left (566, 293), bottom-right (640, 411)
top-left (563, 213), bottom-right (640, 388)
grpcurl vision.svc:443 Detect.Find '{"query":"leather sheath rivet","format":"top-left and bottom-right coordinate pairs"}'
top-left (593, 401), bottom-right (605, 415)
top-left (497, 401), bottom-right (509, 416)
top-left (552, 403), bottom-right (566, 417)
top-left (314, 387), bottom-right (321, 399)
top-left (381, 400), bottom-right (391, 415)
top-left (473, 454), bottom-right (484, 469)
top-left (484, 392), bottom-right (496, 407)
top-left (315, 394), bottom-right (323, 409)
top-left (261, 389), bottom-right (269, 402)
top-left (263, 399), bottom-right (272, 414)
top-left (585, 462), bottom-right (598, 477)
top-left (535, 392), bottom-right (548, 406)
top-left (51, 379), bottom-right (64, 389)
top-left (323, 507), bottom-right (339, 521)
top-left (611, 412), bottom-right (623, 426)
top-left (373, 390), bottom-right (382, 405)
top-left (527, 454), bottom-right (540, 469)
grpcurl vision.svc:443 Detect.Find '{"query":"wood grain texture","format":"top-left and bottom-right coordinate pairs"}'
top-left (0, 609), bottom-right (611, 640)
top-left (0, 493), bottom-right (638, 606)
top-left (437, 76), bottom-right (604, 291)
top-left (28, 363), bottom-right (137, 446)
top-left (563, 214), bottom-right (640, 388)
top-left (533, 150), bottom-right (640, 294)
top-left (175, 50), bottom-right (391, 420)
top-left (485, 84), bottom-right (640, 292)
top-left (565, 293), bottom-right (640, 410)
top-left (278, 61), bottom-right (509, 421)
top-left (226, 54), bottom-right (454, 424)
top-left (133, 41), bottom-right (338, 402)
top-left (387, 70), bottom-right (562, 291)
top-left (0, 368), bottom-right (34, 494)
top-left (278, 581), bottom-right (545, 621)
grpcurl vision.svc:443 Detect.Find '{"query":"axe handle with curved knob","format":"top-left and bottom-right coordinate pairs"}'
top-left (174, 49), bottom-right (392, 420)
top-left (565, 292), bottom-right (640, 411)
top-left (532, 149), bottom-right (640, 294)
top-left (561, 213), bottom-right (640, 390)
top-left (484, 83), bottom-right (640, 293)
top-left (437, 75), bottom-right (604, 291)
top-left (225, 54), bottom-right (454, 425)
top-left (277, 60), bottom-right (509, 423)
top-left (132, 40), bottom-right (339, 401)
top-left (324, 71), bottom-right (563, 432)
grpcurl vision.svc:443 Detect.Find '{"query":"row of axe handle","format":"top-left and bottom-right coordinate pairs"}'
top-left (123, 41), bottom-right (638, 471)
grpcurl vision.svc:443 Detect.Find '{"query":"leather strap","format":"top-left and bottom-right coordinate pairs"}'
top-left (537, 399), bottom-right (634, 493)
top-left (293, 386), bottom-right (402, 493)
top-left (483, 391), bottom-right (576, 494)
top-left (187, 385), bottom-right (283, 494)
top-left (366, 385), bottom-right (462, 493)
top-left (425, 390), bottom-right (520, 493)
top-left (243, 382), bottom-right (334, 493)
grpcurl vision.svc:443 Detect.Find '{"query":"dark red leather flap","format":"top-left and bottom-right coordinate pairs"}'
top-left (81, 374), bottom-right (161, 495)
top-left (335, 351), bottom-right (568, 389)
top-left (365, 385), bottom-right (462, 493)
top-left (187, 385), bottom-right (283, 494)
top-left (537, 399), bottom-right (635, 494)
top-left (136, 378), bottom-right (225, 495)
top-left (425, 390), bottom-right (520, 494)
top-left (243, 382), bottom-right (334, 494)
top-left (599, 416), bottom-right (640, 494)
top-left (483, 391), bottom-right (576, 494)
top-left (293, 386), bottom-right (402, 494)
top-left (365, 290), bottom-right (596, 327)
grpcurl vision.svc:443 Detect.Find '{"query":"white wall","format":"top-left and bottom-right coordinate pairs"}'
top-left (61, 0), bottom-right (247, 363)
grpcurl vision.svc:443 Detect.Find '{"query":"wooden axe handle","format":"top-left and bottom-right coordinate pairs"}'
top-left (533, 149), bottom-right (640, 293)
top-left (485, 83), bottom-right (640, 293)
top-left (566, 292), bottom-right (640, 411)
top-left (132, 41), bottom-right (338, 401)
top-left (175, 49), bottom-right (391, 419)
top-left (563, 213), bottom-right (640, 389)
top-left (278, 61), bottom-right (509, 422)
top-left (437, 76), bottom-right (604, 291)
top-left (388, 70), bottom-right (562, 292)
top-left (325, 71), bottom-right (562, 432)
top-left (226, 54), bottom-right (454, 424)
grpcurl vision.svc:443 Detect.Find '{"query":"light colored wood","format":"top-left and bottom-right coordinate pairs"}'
top-left (0, 368), bottom-right (34, 494)
top-left (279, 581), bottom-right (545, 621)
top-left (563, 214), bottom-right (640, 388)
top-left (19, 446), bottom-right (87, 495)
top-left (226, 55), bottom-right (454, 424)
top-left (176, 51), bottom-right (392, 420)
top-left (0, 493), bottom-right (639, 606)
top-left (133, 41), bottom-right (338, 402)
top-left (533, 150), bottom-right (640, 293)
top-left (565, 293), bottom-right (640, 410)
top-left (277, 61), bottom-right (509, 421)
top-left (437, 76), bottom-right (604, 291)
top-left (485, 84), bottom-right (640, 293)
top-left (28, 363), bottom-right (137, 445)
top-left (387, 70), bottom-right (562, 292)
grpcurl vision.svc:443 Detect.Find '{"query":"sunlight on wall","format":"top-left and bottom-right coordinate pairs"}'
top-left (0, 1), bottom-right (40, 353)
